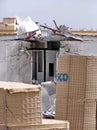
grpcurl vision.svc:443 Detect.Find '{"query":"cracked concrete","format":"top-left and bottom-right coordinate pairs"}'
top-left (60, 41), bottom-right (97, 56)
top-left (0, 40), bottom-right (32, 83)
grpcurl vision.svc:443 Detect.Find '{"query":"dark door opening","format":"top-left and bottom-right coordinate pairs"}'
top-left (49, 63), bottom-right (54, 77)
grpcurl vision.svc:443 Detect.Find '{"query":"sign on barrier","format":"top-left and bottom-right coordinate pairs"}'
top-left (55, 73), bottom-right (68, 82)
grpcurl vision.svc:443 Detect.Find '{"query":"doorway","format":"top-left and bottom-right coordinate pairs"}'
top-left (32, 50), bottom-right (57, 83)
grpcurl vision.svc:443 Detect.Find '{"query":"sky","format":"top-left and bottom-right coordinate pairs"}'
top-left (0, 0), bottom-right (97, 30)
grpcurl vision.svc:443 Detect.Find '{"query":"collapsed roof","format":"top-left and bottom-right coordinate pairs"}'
top-left (0, 16), bottom-right (92, 42)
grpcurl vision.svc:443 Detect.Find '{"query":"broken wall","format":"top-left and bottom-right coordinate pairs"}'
top-left (60, 41), bottom-right (97, 56)
top-left (0, 40), bottom-right (32, 83)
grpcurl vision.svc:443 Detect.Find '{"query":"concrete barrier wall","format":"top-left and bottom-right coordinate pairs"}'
top-left (0, 40), bottom-right (32, 83)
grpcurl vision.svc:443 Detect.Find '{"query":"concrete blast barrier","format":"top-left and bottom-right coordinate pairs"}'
top-left (55, 53), bottom-right (97, 130)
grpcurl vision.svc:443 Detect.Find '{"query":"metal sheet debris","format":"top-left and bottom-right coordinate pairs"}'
top-left (41, 81), bottom-right (56, 118)
top-left (0, 17), bottom-right (83, 41)
top-left (17, 16), bottom-right (42, 40)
